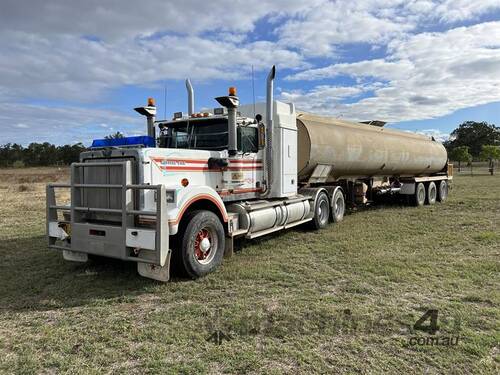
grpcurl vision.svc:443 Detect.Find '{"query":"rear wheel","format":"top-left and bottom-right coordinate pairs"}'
top-left (413, 183), bottom-right (426, 206)
top-left (437, 180), bottom-right (448, 202)
top-left (331, 189), bottom-right (345, 222)
top-left (312, 192), bottom-right (330, 229)
top-left (180, 210), bottom-right (225, 278)
top-left (426, 182), bottom-right (437, 205)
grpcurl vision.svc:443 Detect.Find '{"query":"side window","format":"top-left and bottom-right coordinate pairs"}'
top-left (173, 129), bottom-right (189, 148)
top-left (237, 127), bottom-right (258, 153)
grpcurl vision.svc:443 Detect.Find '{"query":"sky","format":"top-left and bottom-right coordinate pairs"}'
top-left (0, 0), bottom-right (499, 146)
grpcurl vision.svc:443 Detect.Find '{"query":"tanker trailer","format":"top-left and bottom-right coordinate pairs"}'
top-left (295, 112), bottom-right (451, 208)
top-left (47, 66), bottom-right (453, 281)
top-left (297, 113), bottom-right (448, 180)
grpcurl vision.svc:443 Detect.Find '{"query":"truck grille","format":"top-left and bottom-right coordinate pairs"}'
top-left (77, 157), bottom-right (136, 222)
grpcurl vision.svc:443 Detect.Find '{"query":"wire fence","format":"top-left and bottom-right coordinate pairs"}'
top-left (450, 161), bottom-right (499, 176)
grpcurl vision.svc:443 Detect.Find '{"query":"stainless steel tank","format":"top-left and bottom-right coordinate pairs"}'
top-left (297, 113), bottom-right (448, 181)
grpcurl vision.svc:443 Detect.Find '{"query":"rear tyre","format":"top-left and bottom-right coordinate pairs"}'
top-left (426, 182), bottom-right (437, 205)
top-left (312, 192), bottom-right (330, 229)
top-left (437, 180), bottom-right (448, 202)
top-left (331, 189), bottom-right (345, 223)
top-left (413, 183), bottom-right (426, 206)
top-left (180, 210), bottom-right (225, 279)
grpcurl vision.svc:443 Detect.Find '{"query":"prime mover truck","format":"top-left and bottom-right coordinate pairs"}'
top-left (47, 66), bottom-right (452, 281)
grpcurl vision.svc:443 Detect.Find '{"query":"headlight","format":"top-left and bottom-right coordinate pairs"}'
top-left (165, 190), bottom-right (176, 203)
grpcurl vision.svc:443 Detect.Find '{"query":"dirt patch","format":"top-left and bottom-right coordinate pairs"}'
top-left (17, 184), bottom-right (31, 192)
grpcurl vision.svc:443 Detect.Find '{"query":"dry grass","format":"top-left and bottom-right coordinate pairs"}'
top-left (0, 168), bottom-right (498, 374)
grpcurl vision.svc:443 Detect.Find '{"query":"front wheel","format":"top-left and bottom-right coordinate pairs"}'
top-left (181, 210), bottom-right (225, 279)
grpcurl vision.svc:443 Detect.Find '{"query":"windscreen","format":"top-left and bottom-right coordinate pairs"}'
top-left (159, 119), bottom-right (228, 151)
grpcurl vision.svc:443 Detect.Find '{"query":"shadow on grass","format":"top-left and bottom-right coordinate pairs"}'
top-left (0, 235), bottom-right (159, 312)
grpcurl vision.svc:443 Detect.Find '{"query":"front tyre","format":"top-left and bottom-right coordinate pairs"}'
top-left (181, 210), bottom-right (225, 279)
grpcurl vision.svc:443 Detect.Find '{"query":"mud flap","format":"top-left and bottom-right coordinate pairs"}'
top-left (224, 235), bottom-right (234, 257)
top-left (63, 250), bottom-right (89, 263)
top-left (137, 249), bottom-right (172, 282)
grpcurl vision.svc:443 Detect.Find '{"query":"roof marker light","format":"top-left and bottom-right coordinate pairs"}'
top-left (228, 86), bottom-right (237, 96)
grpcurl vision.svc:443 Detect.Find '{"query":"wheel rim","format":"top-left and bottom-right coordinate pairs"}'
top-left (335, 196), bottom-right (344, 218)
top-left (318, 199), bottom-right (329, 224)
top-left (194, 227), bottom-right (217, 265)
top-left (430, 185), bottom-right (436, 201)
top-left (418, 187), bottom-right (425, 203)
top-left (441, 182), bottom-right (448, 200)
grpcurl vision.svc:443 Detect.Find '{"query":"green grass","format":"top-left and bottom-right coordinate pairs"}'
top-left (0, 170), bottom-right (499, 374)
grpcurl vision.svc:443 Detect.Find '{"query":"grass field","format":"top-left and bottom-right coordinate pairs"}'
top-left (0, 167), bottom-right (498, 374)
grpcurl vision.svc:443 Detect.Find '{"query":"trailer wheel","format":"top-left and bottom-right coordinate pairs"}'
top-left (311, 192), bottom-right (330, 229)
top-left (331, 189), bottom-right (345, 223)
top-left (180, 210), bottom-right (225, 278)
top-left (414, 183), bottom-right (426, 206)
top-left (426, 182), bottom-right (437, 205)
top-left (437, 180), bottom-right (448, 202)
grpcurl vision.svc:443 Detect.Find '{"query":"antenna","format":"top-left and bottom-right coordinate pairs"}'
top-left (163, 81), bottom-right (167, 120)
top-left (251, 65), bottom-right (256, 118)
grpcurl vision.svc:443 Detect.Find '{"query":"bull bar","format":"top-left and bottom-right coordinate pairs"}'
top-left (46, 161), bottom-right (170, 268)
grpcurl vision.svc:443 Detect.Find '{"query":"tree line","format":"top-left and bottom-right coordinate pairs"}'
top-left (0, 132), bottom-right (125, 167)
top-left (443, 121), bottom-right (500, 174)
top-left (0, 142), bottom-right (86, 167)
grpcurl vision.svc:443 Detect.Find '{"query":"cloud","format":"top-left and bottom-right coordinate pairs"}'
top-left (432, 0), bottom-right (500, 22)
top-left (280, 84), bottom-right (380, 113)
top-left (275, 1), bottom-right (415, 57)
top-left (275, 0), bottom-right (500, 57)
top-left (0, 103), bottom-right (141, 145)
top-left (287, 59), bottom-right (414, 81)
top-left (282, 22), bottom-right (500, 122)
top-left (0, 32), bottom-right (307, 103)
top-left (414, 128), bottom-right (450, 143)
top-left (0, 0), bottom-right (315, 38)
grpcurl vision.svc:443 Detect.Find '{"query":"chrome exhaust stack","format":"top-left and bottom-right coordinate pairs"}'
top-left (262, 65), bottom-right (276, 196)
top-left (185, 78), bottom-right (194, 116)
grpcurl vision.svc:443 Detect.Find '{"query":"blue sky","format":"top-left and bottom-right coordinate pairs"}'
top-left (0, 0), bottom-right (499, 145)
